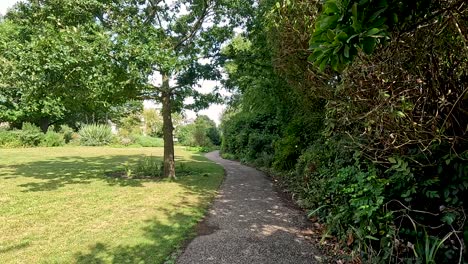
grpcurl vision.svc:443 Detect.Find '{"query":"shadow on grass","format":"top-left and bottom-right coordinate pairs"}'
top-left (0, 241), bottom-right (31, 254)
top-left (74, 208), bottom-right (199, 264)
top-left (4, 153), bottom-right (218, 193)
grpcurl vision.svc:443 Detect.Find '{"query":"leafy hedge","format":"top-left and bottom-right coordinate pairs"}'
top-left (0, 123), bottom-right (66, 148)
top-left (0, 129), bottom-right (21, 147)
top-left (220, 0), bottom-right (468, 262)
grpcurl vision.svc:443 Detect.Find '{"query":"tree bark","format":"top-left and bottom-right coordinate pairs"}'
top-left (161, 72), bottom-right (176, 179)
top-left (39, 117), bottom-right (50, 133)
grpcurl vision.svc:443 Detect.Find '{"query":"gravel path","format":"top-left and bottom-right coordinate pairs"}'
top-left (177, 151), bottom-right (321, 264)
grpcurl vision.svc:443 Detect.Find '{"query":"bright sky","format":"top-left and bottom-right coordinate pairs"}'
top-left (1, 0), bottom-right (227, 125)
top-left (0, 0), bottom-right (20, 16)
top-left (182, 80), bottom-right (228, 126)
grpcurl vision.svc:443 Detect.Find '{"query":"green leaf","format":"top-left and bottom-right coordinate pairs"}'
top-left (324, 1), bottom-right (340, 14)
top-left (319, 58), bottom-right (328, 71)
top-left (365, 235), bottom-right (379, 241)
top-left (396, 111), bottom-right (405, 117)
top-left (369, 8), bottom-right (387, 22)
top-left (344, 44), bottom-right (350, 58)
top-left (352, 3), bottom-right (358, 19)
top-left (362, 37), bottom-right (376, 54)
top-left (331, 56), bottom-right (339, 71)
top-left (319, 15), bottom-right (340, 30)
top-left (369, 17), bottom-right (387, 29)
top-left (308, 50), bottom-right (323, 62)
top-left (336, 31), bottom-right (348, 41)
top-left (327, 30), bottom-right (336, 41)
top-left (366, 28), bottom-right (381, 36)
top-left (441, 213), bottom-right (456, 225)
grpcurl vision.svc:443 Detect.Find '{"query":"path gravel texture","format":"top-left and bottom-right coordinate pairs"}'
top-left (177, 151), bottom-right (321, 264)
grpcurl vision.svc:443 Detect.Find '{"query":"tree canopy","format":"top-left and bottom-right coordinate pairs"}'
top-left (0, 0), bottom-right (145, 131)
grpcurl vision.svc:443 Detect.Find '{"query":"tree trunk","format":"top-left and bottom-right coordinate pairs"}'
top-left (161, 73), bottom-right (176, 179)
top-left (39, 117), bottom-right (50, 133)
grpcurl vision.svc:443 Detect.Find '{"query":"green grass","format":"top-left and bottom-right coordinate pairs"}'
top-left (0, 146), bottom-right (224, 263)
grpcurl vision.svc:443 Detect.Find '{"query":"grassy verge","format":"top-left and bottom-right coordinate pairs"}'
top-left (0, 146), bottom-right (223, 263)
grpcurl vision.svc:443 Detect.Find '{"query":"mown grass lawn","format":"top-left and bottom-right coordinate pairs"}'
top-left (0, 146), bottom-right (223, 263)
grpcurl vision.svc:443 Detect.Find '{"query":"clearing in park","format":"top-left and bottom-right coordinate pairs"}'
top-left (0, 146), bottom-right (223, 263)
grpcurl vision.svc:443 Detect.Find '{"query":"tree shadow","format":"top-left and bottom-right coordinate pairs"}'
top-left (74, 208), bottom-right (201, 264)
top-left (4, 155), bottom-right (155, 192)
top-left (3, 152), bottom-right (221, 194)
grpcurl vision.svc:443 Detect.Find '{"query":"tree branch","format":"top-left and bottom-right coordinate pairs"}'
top-left (173, 0), bottom-right (211, 50)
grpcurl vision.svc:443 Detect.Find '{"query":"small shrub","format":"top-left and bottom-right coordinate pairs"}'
top-left (130, 156), bottom-right (163, 178)
top-left (119, 114), bottom-right (142, 136)
top-left (120, 137), bottom-right (133, 146)
top-left (0, 129), bottom-right (21, 148)
top-left (221, 152), bottom-right (237, 160)
top-left (18, 123), bottom-right (44, 147)
top-left (59, 124), bottom-right (74, 143)
top-left (40, 130), bottom-right (65, 147)
top-left (78, 124), bottom-right (113, 146)
top-left (254, 151), bottom-right (274, 168)
top-left (67, 132), bottom-right (81, 146)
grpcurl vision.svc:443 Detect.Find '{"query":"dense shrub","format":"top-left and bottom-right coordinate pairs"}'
top-left (177, 115), bottom-right (220, 148)
top-left (124, 156), bottom-right (163, 178)
top-left (78, 124), bottom-right (113, 146)
top-left (0, 129), bottom-right (21, 147)
top-left (142, 109), bottom-right (163, 137)
top-left (18, 123), bottom-right (44, 147)
top-left (206, 126), bottom-right (221, 146)
top-left (58, 124), bottom-right (74, 144)
top-left (221, 112), bottom-right (279, 163)
top-left (118, 114), bottom-right (142, 136)
top-left (220, 0), bottom-right (468, 261)
top-left (40, 129), bottom-right (65, 147)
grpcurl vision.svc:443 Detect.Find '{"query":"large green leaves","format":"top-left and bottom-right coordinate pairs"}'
top-left (308, 0), bottom-right (439, 71)
top-left (308, 0), bottom-right (393, 72)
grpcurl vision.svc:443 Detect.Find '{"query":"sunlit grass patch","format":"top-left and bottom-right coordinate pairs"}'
top-left (0, 146), bottom-right (223, 263)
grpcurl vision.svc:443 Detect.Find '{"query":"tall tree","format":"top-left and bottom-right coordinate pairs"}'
top-left (1, 0), bottom-right (253, 177)
top-left (109, 0), bottom-right (252, 178)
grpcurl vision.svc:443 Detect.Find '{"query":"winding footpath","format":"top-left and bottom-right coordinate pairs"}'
top-left (177, 151), bottom-right (321, 264)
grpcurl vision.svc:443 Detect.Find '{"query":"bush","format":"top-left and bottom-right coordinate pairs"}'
top-left (253, 151), bottom-right (274, 168)
top-left (125, 156), bottom-right (163, 178)
top-left (18, 123), bottom-right (44, 147)
top-left (68, 132), bottom-right (81, 146)
top-left (0, 129), bottom-right (21, 148)
top-left (120, 137), bottom-right (133, 146)
top-left (132, 135), bottom-right (164, 147)
top-left (78, 124), bottom-right (113, 146)
top-left (221, 152), bottom-right (237, 160)
top-left (118, 114), bottom-right (142, 136)
top-left (206, 126), bottom-right (221, 146)
top-left (58, 124), bottom-right (74, 143)
top-left (40, 130), bottom-right (65, 147)
top-left (177, 115), bottom-right (220, 148)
